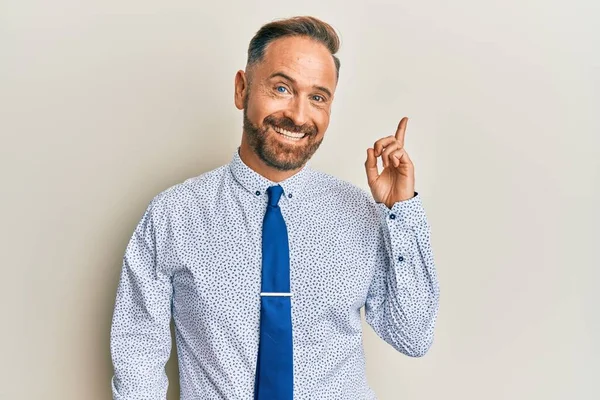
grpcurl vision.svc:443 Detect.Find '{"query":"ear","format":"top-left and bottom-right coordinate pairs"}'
top-left (234, 70), bottom-right (248, 110)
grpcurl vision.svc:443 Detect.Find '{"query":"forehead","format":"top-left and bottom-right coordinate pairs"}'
top-left (257, 36), bottom-right (337, 87)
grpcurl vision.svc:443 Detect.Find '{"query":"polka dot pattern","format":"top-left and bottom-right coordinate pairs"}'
top-left (110, 147), bottom-right (440, 399)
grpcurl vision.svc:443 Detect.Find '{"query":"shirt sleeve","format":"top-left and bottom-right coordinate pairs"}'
top-left (110, 196), bottom-right (174, 399)
top-left (364, 192), bottom-right (441, 357)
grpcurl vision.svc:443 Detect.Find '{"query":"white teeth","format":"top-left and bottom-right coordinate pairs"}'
top-left (273, 125), bottom-right (306, 140)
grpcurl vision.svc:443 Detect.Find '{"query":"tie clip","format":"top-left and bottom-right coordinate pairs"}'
top-left (260, 292), bottom-right (292, 297)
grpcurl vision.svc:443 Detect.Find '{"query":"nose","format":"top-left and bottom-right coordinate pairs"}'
top-left (282, 96), bottom-right (309, 128)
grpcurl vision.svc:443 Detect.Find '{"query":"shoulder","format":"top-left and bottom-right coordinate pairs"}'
top-left (147, 163), bottom-right (229, 216)
top-left (304, 167), bottom-right (383, 232)
top-left (306, 167), bottom-right (378, 210)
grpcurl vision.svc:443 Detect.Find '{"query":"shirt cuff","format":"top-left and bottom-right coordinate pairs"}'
top-left (376, 191), bottom-right (427, 229)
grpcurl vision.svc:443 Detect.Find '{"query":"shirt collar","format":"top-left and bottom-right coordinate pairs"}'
top-left (229, 147), bottom-right (312, 203)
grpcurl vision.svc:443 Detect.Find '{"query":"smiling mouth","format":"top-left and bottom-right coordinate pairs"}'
top-left (272, 125), bottom-right (307, 141)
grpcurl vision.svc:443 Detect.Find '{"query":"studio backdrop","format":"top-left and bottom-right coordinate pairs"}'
top-left (1, 1), bottom-right (597, 399)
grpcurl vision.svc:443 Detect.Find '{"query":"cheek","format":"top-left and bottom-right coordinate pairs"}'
top-left (247, 91), bottom-right (282, 122)
top-left (315, 112), bottom-right (330, 134)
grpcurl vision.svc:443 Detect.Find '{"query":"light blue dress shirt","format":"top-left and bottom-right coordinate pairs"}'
top-left (110, 147), bottom-right (440, 399)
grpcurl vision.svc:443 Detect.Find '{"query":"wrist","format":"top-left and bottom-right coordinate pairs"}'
top-left (386, 192), bottom-right (416, 208)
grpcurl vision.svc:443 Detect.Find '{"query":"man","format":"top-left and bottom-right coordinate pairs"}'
top-left (110, 16), bottom-right (440, 400)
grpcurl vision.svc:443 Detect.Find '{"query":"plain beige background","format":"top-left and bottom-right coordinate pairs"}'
top-left (1, 0), bottom-right (598, 399)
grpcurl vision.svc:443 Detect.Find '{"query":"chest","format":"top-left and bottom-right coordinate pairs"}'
top-left (171, 198), bottom-right (379, 327)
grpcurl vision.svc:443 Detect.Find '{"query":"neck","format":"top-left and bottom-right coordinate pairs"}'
top-left (238, 140), bottom-right (303, 183)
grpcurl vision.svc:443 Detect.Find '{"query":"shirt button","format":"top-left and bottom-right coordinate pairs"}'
top-left (389, 214), bottom-right (396, 220)
top-left (398, 255), bottom-right (404, 262)
top-left (255, 191), bottom-right (261, 196)
top-left (288, 193), bottom-right (293, 198)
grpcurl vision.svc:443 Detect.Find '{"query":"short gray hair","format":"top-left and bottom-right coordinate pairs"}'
top-left (246, 16), bottom-right (341, 79)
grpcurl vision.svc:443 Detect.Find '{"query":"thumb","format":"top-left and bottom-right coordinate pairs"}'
top-left (364, 148), bottom-right (379, 184)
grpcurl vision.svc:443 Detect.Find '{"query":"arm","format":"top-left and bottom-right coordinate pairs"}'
top-left (110, 197), bottom-right (173, 399)
top-left (364, 192), bottom-right (440, 357)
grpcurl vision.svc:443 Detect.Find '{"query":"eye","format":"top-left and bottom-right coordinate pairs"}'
top-left (276, 86), bottom-right (288, 93)
top-left (312, 95), bottom-right (325, 102)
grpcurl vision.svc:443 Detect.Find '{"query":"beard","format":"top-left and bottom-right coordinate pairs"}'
top-left (242, 98), bottom-right (324, 171)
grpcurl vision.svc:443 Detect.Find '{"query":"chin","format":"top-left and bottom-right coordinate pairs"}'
top-left (260, 135), bottom-right (322, 171)
top-left (263, 140), bottom-right (305, 169)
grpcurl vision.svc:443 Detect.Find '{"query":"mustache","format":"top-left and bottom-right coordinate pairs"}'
top-left (264, 115), bottom-right (317, 136)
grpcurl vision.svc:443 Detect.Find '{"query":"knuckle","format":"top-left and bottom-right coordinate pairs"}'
top-left (385, 144), bottom-right (399, 154)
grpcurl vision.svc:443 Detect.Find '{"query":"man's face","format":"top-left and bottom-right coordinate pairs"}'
top-left (239, 36), bottom-right (337, 171)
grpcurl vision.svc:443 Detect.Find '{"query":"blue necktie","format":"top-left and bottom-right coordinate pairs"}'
top-left (254, 185), bottom-right (294, 400)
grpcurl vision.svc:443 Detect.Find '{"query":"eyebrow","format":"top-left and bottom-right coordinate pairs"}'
top-left (268, 71), bottom-right (333, 99)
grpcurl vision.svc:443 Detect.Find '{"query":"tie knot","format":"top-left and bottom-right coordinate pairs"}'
top-left (266, 185), bottom-right (284, 207)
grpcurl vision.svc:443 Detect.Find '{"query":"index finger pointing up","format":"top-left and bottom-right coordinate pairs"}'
top-left (395, 117), bottom-right (408, 148)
